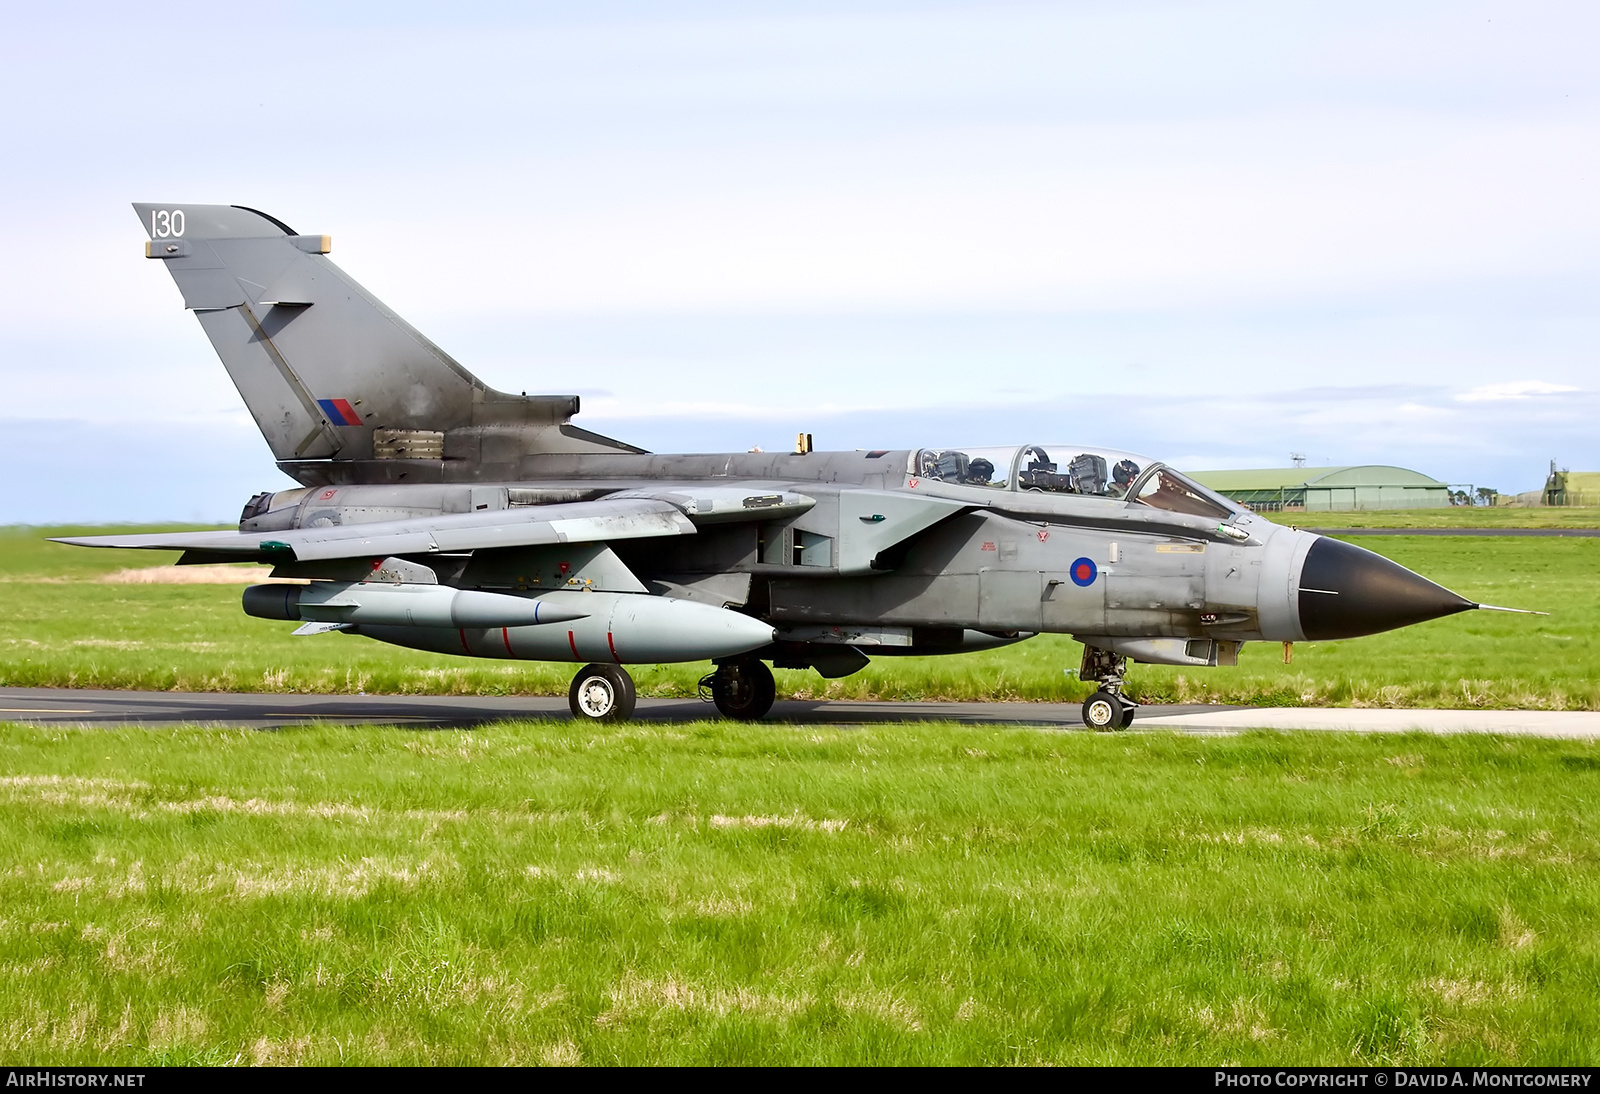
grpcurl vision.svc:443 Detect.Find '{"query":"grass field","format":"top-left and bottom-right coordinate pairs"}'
top-left (1262, 507), bottom-right (1600, 530)
top-left (2, 720), bottom-right (1598, 1065)
top-left (1, 524), bottom-right (1595, 709)
top-left (5, 514), bottom-right (1600, 1066)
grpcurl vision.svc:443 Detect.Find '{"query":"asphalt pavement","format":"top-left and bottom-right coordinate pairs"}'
top-left (0, 687), bottom-right (1595, 737)
top-left (0, 686), bottom-right (1203, 730)
top-left (1135, 706), bottom-right (1600, 738)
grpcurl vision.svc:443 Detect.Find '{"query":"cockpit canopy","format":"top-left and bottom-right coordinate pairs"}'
top-left (912, 444), bottom-right (1238, 520)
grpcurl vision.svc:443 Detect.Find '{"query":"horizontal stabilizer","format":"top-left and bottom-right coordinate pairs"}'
top-left (52, 498), bottom-right (695, 563)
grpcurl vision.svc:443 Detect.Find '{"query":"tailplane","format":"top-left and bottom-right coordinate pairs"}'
top-left (134, 203), bottom-right (639, 483)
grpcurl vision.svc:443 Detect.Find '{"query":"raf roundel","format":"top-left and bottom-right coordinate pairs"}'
top-left (1069, 556), bottom-right (1098, 587)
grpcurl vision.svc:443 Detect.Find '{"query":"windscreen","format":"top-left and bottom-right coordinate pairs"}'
top-left (1131, 466), bottom-right (1237, 519)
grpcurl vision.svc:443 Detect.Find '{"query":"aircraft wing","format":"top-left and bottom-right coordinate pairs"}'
top-left (51, 498), bottom-right (696, 562)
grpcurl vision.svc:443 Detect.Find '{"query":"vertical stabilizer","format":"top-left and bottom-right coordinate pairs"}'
top-left (134, 203), bottom-right (638, 480)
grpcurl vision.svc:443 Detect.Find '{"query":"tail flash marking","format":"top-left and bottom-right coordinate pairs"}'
top-left (502, 627), bottom-right (513, 655)
top-left (568, 630), bottom-right (580, 661)
top-left (607, 632), bottom-right (620, 663)
top-left (317, 398), bottom-right (363, 426)
top-left (458, 628), bottom-right (471, 654)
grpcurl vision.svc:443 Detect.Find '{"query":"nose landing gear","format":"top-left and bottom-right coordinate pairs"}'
top-left (1079, 645), bottom-right (1136, 731)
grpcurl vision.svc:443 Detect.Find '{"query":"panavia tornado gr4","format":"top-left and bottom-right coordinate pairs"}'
top-left (57, 204), bottom-right (1529, 728)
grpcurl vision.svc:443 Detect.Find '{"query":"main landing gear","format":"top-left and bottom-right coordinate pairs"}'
top-left (1079, 645), bottom-right (1137, 731)
top-left (700, 658), bottom-right (776, 721)
top-left (569, 663), bottom-right (637, 722)
top-left (569, 659), bottom-right (778, 724)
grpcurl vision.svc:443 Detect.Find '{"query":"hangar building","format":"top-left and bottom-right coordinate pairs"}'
top-left (1544, 468), bottom-right (1600, 507)
top-left (1187, 465), bottom-right (1451, 512)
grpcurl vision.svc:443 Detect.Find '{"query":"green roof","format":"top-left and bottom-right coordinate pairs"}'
top-left (1188, 465), bottom-right (1448, 492)
top-left (1187, 467), bottom-right (1344, 492)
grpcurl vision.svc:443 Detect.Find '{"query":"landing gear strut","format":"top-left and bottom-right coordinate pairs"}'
top-left (1079, 645), bottom-right (1136, 731)
top-left (701, 658), bottom-right (776, 721)
top-left (569, 663), bottom-right (637, 722)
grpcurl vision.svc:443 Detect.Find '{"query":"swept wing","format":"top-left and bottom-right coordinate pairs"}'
top-left (52, 498), bottom-right (695, 563)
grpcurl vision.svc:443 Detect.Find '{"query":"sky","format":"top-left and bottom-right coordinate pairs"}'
top-left (1, 0), bottom-right (1595, 522)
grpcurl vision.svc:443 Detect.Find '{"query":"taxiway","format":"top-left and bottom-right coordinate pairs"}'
top-left (0, 688), bottom-right (1595, 737)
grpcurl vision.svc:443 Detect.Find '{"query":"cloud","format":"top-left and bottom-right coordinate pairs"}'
top-left (1455, 381), bottom-right (1580, 402)
top-left (4, 4), bottom-right (1600, 515)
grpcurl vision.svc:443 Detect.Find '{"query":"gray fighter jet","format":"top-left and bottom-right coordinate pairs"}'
top-left (57, 204), bottom-right (1527, 728)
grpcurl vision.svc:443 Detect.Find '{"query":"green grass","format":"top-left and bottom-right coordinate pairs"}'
top-left (0, 524), bottom-right (231, 579)
top-left (3, 526), bottom-right (1597, 708)
top-left (1261, 508), bottom-right (1600, 529)
top-left (2, 721), bottom-right (1598, 1064)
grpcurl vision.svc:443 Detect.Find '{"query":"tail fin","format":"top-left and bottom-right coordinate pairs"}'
top-left (134, 203), bottom-right (639, 480)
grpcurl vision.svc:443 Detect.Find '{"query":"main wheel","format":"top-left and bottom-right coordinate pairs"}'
top-left (1116, 699), bottom-right (1137, 730)
top-left (569, 663), bottom-right (637, 722)
top-left (1082, 689), bottom-right (1124, 732)
top-left (711, 659), bottom-right (776, 721)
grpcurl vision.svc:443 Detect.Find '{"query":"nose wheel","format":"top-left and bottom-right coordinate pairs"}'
top-left (569, 663), bottom-right (637, 722)
top-left (1082, 690), bottom-right (1136, 731)
top-left (1079, 645), bottom-right (1137, 731)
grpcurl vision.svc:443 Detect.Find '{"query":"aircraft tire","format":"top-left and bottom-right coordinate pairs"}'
top-left (1116, 701), bottom-right (1137, 730)
top-left (1082, 690), bottom-right (1123, 732)
top-left (712, 659), bottom-right (776, 721)
top-left (569, 663), bottom-right (637, 722)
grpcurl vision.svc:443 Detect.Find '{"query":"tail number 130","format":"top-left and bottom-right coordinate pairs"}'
top-left (150, 209), bottom-right (185, 238)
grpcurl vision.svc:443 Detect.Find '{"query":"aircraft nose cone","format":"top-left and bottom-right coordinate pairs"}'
top-left (1297, 536), bottom-right (1474, 640)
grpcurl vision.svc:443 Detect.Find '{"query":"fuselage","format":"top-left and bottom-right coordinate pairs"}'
top-left (238, 444), bottom-right (1472, 669)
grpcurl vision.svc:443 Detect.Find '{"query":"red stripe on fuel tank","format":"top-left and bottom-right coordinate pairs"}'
top-left (502, 627), bottom-right (513, 655)
top-left (568, 630), bottom-right (580, 661)
top-left (607, 631), bottom-right (619, 663)
top-left (458, 628), bottom-right (471, 654)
